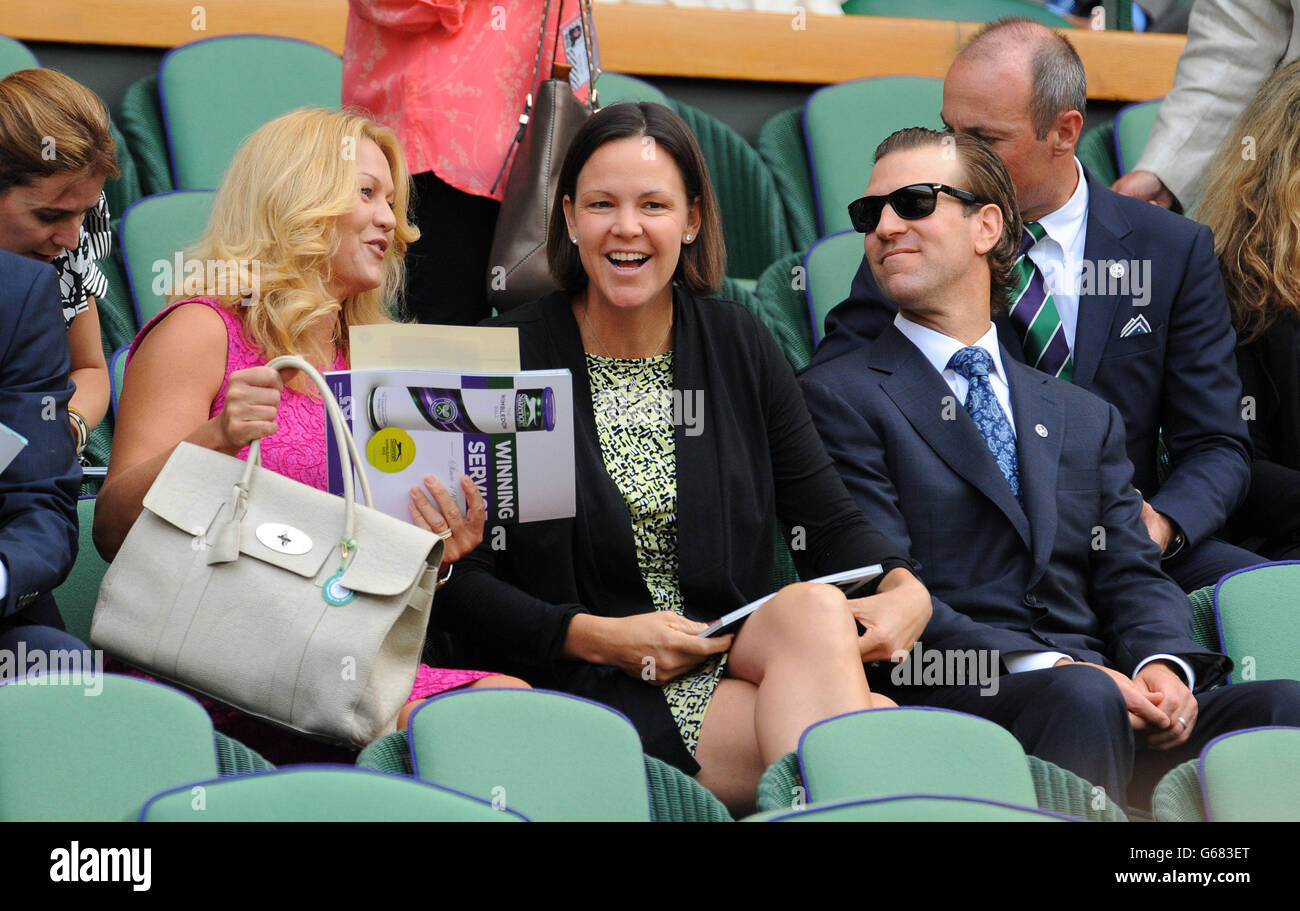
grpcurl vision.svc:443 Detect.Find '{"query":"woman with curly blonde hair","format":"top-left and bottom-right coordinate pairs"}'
top-left (96, 109), bottom-right (524, 754)
top-left (1199, 59), bottom-right (1300, 560)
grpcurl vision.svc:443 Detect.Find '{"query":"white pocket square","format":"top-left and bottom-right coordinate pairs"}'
top-left (1119, 315), bottom-right (1152, 338)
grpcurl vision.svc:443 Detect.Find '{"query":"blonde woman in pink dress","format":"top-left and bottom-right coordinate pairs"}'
top-left (95, 109), bottom-right (527, 759)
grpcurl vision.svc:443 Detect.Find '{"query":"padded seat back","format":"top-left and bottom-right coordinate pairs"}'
top-left (119, 190), bottom-right (217, 326)
top-left (804, 77), bottom-right (944, 236)
top-left (1215, 562), bottom-right (1300, 683)
top-left (805, 230), bottom-right (866, 344)
top-left (408, 689), bottom-right (652, 821)
top-left (52, 497), bottom-right (109, 644)
top-left (141, 766), bottom-right (527, 821)
top-left (753, 794), bottom-right (1069, 821)
top-left (0, 673), bottom-right (217, 821)
top-left (1113, 99), bottom-right (1163, 175)
top-left (160, 35), bottom-right (341, 189)
top-left (799, 707), bottom-right (1038, 806)
top-left (1200, 727), bottom-right (1300, 822)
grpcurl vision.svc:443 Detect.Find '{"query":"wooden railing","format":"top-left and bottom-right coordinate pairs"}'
top-left (1, 2), bottom-right (1185, 101)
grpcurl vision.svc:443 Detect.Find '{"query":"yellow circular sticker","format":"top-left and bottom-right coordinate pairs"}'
top-left (366, 428), bottom-right (415, 473)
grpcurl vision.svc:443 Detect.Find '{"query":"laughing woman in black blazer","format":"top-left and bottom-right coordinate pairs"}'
top-left (1199, 60), bottom-right (1300, 561)
top-left (434, 103), bottom-right (931, 813)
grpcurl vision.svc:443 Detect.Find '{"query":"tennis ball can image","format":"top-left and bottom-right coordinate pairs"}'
top-left (368, 384), bottom-right (557, 434)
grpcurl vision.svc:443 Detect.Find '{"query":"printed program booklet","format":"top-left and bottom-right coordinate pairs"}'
top-left (699, 564), bottom-right (884, 637)
top-left (326, 367), bottom-right (576, 526)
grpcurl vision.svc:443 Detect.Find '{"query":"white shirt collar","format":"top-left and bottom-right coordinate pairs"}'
top-left (893, 312), bottom-right (1007, 383)
top-left (1033, 157), bottom-right (1089, 251)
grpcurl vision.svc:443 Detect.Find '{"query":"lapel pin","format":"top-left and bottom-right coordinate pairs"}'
top-left (1108, 261), bottom-right (1126, 279)
top-left (1035, 424), bottom-right (1048, 437)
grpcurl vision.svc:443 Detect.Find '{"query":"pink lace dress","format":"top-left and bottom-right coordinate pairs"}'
top-left (126, 299), bottom-right (499, 754)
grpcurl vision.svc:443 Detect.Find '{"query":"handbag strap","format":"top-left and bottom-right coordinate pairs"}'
top-left (491, 0), bottom-right (556, 193)
top-left (239, 355), bottom-right (374, 545)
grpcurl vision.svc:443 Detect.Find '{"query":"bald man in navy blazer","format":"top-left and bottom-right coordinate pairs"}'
top-left (810, 20), bottom-right (1258, 594)
top-left (0, 247), bottom-right (86, 653)
top-left (800, 127), bottom-right (1300, 803)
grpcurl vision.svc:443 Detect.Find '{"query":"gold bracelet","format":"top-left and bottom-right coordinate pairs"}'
top-left (68, 407), bottom-right (88, 455)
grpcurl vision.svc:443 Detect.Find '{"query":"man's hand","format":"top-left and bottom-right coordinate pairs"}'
top-left (1054, 659), bottom-right (1171, 732)
top-left (1138, 660), bottom-right (1198, 750)
top-left (849, 567), bottom-right (932, 662)
top-left (1139, 498), bottom-right (1174, 554)
top-left (1112, 170), bottom-right (1177, 209)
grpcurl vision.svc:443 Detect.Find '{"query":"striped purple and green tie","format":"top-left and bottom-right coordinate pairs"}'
top-left (1008, 222), bottom-right (1073, 382)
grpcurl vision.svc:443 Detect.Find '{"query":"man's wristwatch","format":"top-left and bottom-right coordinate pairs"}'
top-left (1162, 524), bottom-right (1187, 561)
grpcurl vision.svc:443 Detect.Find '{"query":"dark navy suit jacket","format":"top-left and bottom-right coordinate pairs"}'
top-left (0, 249), bottom-right (80, 629)
top-left (810, 173), bottom-right (1252, 551)
top-left (800, 323), bottom-right (1229, 685)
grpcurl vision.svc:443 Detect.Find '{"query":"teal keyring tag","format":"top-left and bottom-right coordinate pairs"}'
top-left (323, 536), bottom-right (358, 606)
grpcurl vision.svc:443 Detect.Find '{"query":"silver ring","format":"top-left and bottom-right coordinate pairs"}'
top-left (1177, 716), bottom-right (1187, 728)
top-left (437, 529), bottom-right (454, 542)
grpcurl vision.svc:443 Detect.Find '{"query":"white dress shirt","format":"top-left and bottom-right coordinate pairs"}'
top-left (893, 314), bottom-right (1016, 436)
top-left (892, 314), bottom-right (1195, 688)
top-left (1027, 158), bottom-right (1089, 350)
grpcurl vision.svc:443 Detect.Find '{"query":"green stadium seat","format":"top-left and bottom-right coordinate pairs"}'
top-left (1077, 120), bottom-right (1120, 187)
top-left (753, 250), bottom-right (814, 371)
top-left (804, 77), bottom-right (945, 236)
top-left (0, 673), bottom-right (220, 821)
top-left (0, 35), bottom-right (37, 77)
top-left (1186, 584), bottom-right (1222, 653)
top-left (1214, 562), bottom-right (1300, 684)
top-left (141, 766), bottom-right (528, 822)
top-left (119, 190), bottom-right (216, 326)
top-left (805, 230), bottom-right (864, 344)
top-left (595, 71), bottom-right (669, 106)
top-left (109, 345), bottom-right (129, 417)
top-left (119, 74), bottom-right (174, 196)
top-left (759, 106), bottom-right (818, 254)
top-left (358, 689), bottom-right (733, 822)
top-left (1154, 727), bottom-right (1300, 822)
top-left (51, 497), bottom-right (109, 644)
top-left (801, 707), bottom-right (1040, 805)
top-left (1113, 99), bottom-right (1162, 175)
top-left (159, 35), bottom-right (341, 189)
top-left (757, 708), bottom-right (1129, 821)
top-left (842, 0), bottom-right (1070, 26)
top-left (745, 793), bottom-right (1072, 821)
top-left (672, 100), bottom-right (793, 281)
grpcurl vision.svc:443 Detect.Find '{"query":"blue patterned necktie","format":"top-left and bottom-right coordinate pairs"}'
top-left (947, 346), bottom-right (1021, 504)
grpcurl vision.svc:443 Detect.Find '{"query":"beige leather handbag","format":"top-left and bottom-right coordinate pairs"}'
top-left (92, 356), bottom-right (444, 747)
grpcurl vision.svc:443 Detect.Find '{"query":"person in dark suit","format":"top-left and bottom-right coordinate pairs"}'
top-left (811, 19), bottom-right (1259, 593)
top-left (0, 247), bottom-right (88, 655)
top-left (800, 127), bottom-right (1300, 803)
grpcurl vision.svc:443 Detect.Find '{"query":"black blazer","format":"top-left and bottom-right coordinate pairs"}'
top-left (800, 324), bottom-right (1229, 685)
top-left (435, 288), bottom-right (909, 770)
top-left (810, 172), bottom-right (1252, 552)
top-left (1231, 313), bottom-right (1300, 554)
top-left (0, 250), bottom-right (80, 630)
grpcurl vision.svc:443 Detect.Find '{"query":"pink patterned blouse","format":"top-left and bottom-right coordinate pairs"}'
top-left (343, 0), bottom-right (557, 201)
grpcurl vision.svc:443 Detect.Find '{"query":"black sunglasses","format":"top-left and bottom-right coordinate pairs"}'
top-left (847, 183), bottom-right (984, 233)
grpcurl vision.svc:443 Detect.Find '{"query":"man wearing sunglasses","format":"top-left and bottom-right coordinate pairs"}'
top-left (810, 18), bottom-right (1258, 596)
top-left (800, 127), bottom-right (1300, 806)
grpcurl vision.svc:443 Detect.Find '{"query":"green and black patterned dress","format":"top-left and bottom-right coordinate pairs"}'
top-left (587, 350), bottom-right (726, 756)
